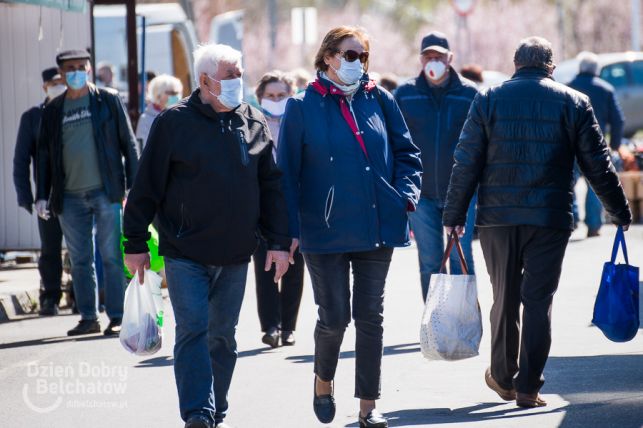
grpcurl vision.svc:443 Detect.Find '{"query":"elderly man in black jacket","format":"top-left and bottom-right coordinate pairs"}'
top-left (37, 50), bottom-right (139, 337)
top-left (13, 67), bottom-right (66, 315)
top-left (443, 37), bottom-right (631, 409)
top-left (123, 43), bottom-right (290, 428)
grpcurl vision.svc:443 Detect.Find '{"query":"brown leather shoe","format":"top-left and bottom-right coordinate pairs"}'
top-left (485, 367), bottom-right (516, 401)
top-left (516, 392), bottom-right (547, 408)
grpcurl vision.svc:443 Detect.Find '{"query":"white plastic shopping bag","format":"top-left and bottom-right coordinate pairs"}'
top-left (420, 232), bottom-right (482, 361)
top-left (120, 270), bottom-right (164, 355)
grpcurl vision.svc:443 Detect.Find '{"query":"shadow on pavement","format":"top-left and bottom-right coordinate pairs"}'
top-left (345, 403), bottom-right (564, 427)
top-left (544, 354), bottom-right (643, 428)
top-left (286, 342), bottom-right (420, 364)
top-left (136, 355), bottom-right (174, 368)
top-left (0, 334), bottom-right (115, 350)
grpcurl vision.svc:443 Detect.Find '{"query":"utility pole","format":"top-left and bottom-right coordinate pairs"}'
top-left (632, 0), bottom-right (641, 51)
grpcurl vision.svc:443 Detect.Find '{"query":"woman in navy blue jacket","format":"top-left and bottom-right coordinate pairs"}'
top-left (277, 26), bottom-right (422, 428)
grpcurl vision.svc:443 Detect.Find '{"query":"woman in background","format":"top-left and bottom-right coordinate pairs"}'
top-left (253, 70), bottom-right (305, 348)
top-left (135, 74), bottom-right (183, 149)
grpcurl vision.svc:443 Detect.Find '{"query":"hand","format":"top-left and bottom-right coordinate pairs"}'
top-left (124, 252), bottom-right (150, 284)
top-left (445, 225), bottom-right (465, 238)
top-left (35, 200), bottom-right (50, 220)
top-left (265, 250), bottom-right (290, 283)
top-left (622, 224), bottom-right (630, 232)
top-left (289, 239), bottom-right (299, 264)
top-left (618, 147), bottom-right (639, 171)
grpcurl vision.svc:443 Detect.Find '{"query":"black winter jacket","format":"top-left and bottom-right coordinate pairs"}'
top-left (36, 84), bottom-right (139, 214)
top-left (13, 102), bottom-right (44, 212)
top-left (568, 73), bottom-right (624, 150)
top-left (395, 69), bottom-right (478, 201)
top-left (443, 67), bottom-right (631, 230)
top-left (123, 90), bottom-right (291, 266)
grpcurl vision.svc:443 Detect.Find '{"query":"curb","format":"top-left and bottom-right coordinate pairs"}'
top-left (0, 288), bottom-right (40, 323)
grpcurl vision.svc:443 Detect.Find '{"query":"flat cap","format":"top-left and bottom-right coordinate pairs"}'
top-left (55, 49), bottom-right (91, 66)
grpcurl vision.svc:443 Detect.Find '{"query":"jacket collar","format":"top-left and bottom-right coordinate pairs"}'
top-left (310, 73), bottom-right (377, 97)
top-left (187, 88), bottom-right (245, 119)
top-left (512, 66), bottom-right (552, 80)
top-left (416, 66), bottom-right (463, 94)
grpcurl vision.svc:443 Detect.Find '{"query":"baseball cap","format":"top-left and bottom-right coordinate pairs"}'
top-left (421, 31), bottom-right (450, 54)
top-left (41, 67), bottom-right (61, 83)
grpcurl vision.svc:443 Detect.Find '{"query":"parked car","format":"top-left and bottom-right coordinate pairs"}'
top-left (554, 52), bottom-right (643, 137)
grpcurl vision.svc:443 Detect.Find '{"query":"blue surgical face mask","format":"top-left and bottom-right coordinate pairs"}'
top-left (166, 95), bottom-right (180, 106)
top-left (207, 75), bottom-right (243, 109)
top-left (66, 71), bottom-right (88, 90)
top-left (330, 57), bottom-right (364, 85)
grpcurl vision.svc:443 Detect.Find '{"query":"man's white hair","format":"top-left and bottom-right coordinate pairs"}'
top-left (193, 43), bottom-right (242, 84)
top-left (577, 51), bottom-right (599, 75)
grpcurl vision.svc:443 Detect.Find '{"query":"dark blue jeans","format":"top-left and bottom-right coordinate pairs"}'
top-left (409, 196), bottom-right (476, 301)
top-left (304, 247), bottom-right (393, 400)
top-left (164, 257), bottom-right (248, 425)
top-left (58, 189), bottom-right (124, 320)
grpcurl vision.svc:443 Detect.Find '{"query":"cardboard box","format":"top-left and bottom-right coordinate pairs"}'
top-left (619, 172), bottom-right (641, 200)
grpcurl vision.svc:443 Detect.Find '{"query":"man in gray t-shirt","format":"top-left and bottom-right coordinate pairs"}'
top-left (62, 95), bottom-right (103, 192)
top-left (36, 49), bottom-right (139, 337)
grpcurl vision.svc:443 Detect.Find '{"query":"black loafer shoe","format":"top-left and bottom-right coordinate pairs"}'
top-left (313, 377), bottom-right (335, 423)
top-left (67, 320), bottom-right (101, 336)
top-left (359, 409), bottom-right (388, 428)
top-left (104, 318), bottom-right (122, 336)
top-left (281, 330), bottom-right (296, 346)
top-left (262, 327), bottom-right (280, 348)
top-left (185, 415), bottom-right (212, 428)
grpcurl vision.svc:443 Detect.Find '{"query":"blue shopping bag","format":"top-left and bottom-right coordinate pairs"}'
top-left (592, 226), bottom-right (640, 342)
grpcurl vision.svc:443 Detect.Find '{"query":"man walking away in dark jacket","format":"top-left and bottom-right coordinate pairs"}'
top-left (36, 49), bottom-right (139, 337)
top-left (13, 67), bottom-right (67, 316)
top-left (396, 31), bottom-right (478, 301)
top-left (568, 51), bottom-right (631, 238)
top-left (123, 43), bottom-right (291, 428)
top-left (443, 37), bottom-right (631, 409)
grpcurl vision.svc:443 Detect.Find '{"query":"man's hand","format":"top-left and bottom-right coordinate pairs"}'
top-left (124, 252), bottom-right (150, 284)
top-left (265, 250), bottom-right (290, 283)
top-left (35, 200), bottom-right (50, 220)
top-left (445, 225), bottom-right (465, 238)
top-left (622, 224), bottom-right (630, 232)
top-left (289, 239), bottom-right (299, 264)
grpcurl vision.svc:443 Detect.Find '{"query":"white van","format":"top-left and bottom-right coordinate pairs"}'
top-left (94, 3), bottom-right (198, 102)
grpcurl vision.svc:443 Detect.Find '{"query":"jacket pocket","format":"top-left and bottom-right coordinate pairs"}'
top-left (236, 129), bottom-right (250, 166)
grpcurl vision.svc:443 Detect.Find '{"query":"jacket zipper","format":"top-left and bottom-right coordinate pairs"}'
top-left (176, 203), bottom-right (185, 238)
top-left (324, 186), bottom-right (335, 228)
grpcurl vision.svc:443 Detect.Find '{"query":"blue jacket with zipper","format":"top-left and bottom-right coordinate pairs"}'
top-left (277, 74), bottom-right (422, 254)
top-left (395, 69), bottom-right (477, 201)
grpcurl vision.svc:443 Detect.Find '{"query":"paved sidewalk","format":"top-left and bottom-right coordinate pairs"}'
top-left (0, 224), bottom-right (641, 427)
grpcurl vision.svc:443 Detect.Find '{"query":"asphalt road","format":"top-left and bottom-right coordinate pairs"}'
top-left (1, 225), bottom-right (642, 428)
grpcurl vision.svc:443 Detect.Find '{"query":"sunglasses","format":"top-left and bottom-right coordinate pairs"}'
top-left (335, 49), bottom-right (369, 64)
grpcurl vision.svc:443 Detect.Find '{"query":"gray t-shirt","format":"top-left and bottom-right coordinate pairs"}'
top-left (62, 95), bottom-right (103, 193)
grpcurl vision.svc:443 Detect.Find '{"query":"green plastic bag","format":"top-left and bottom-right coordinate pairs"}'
top-left (121, 226), bottom-right (164, 279)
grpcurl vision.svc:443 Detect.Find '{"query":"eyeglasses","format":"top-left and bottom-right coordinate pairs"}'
top-left (335, 49), bottom-right (369, 64)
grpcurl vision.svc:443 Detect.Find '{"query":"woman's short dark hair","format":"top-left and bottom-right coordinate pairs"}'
top-left (314, 26), bottom-right (370, 73)
top-left (255, 70), bottom-right (295, 101)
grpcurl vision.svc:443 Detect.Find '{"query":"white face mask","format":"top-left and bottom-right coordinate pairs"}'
top-left (331, 57), bottom-right (364, 85)
top-left (424, 60), bottom-right (448, 81)
top-left (207, 75), bottom-right (243, 109)
top-left (46, 84), bottom-right (66, 100)
top-left (261, 98), bottom-right (289, 117)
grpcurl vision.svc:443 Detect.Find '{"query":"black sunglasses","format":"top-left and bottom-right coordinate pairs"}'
top-left (336, 49), bottom-right (369, 64)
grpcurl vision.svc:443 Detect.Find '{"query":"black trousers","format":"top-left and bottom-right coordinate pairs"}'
top-left (304, 247), bottom-right (393, 400)
top-left (479, 226), bottom-right (570, 394)
top-left (252, 243), bottom-right (305, 332)
top-left (38, 215), bottom-right (64, 304)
